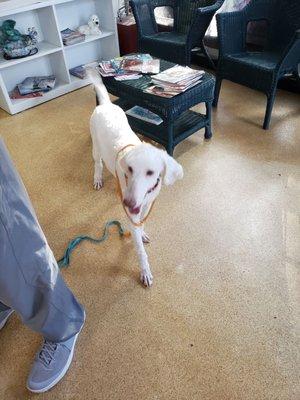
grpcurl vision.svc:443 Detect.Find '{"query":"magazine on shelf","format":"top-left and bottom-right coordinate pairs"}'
top-left (70, 65), bottom-right (86, 79)
top-left (61, 28), bottom-right (85, 46)
top-left (9, 88), bottom-right (43, 100)
top-left (17, 76), bottom-right (56, 95)
top-left (126, 106), bottom-right (163, 125)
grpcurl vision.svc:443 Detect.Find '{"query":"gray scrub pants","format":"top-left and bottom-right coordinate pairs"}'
top-left (0, 139), bottom-right (84, 342)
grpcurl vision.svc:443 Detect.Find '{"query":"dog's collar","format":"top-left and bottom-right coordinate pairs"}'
top-left (115, 144), bottom-right (136, 168)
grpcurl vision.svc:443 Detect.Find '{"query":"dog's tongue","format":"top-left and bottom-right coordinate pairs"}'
top-left (129, 206), bottom-right (140, 215)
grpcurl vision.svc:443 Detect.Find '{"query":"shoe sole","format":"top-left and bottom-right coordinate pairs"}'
top-left (27, 311), bottom-right (86, 393)
top-left (0, 310), bottom-right (14, 330)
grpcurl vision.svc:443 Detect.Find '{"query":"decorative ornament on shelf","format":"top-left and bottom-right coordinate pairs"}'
top-left (78, 14), bottom-right (102, 36)
top-left (117, 0), bottom-right (131, 22)
top-left (0, 20), bottom-right (38, 60)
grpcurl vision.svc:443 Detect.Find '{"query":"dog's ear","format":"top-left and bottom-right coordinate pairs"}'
top-left (161, 150), bottom-right (183, 186)
top-left (118, 153), bottom-right (127, 172)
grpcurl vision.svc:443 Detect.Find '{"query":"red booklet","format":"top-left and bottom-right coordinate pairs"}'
top-left (10, 87), bottom-right (43, 99)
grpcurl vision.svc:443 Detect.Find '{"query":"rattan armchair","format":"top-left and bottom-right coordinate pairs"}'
top-left (130, 0), bottom-right (224, 67)
top-left (213, 0), bottom-right (300, 130)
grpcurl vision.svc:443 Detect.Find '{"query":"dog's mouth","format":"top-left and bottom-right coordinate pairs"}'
top-left (128, 206), bottom-right (141, 215)
top-left (125, 178), bottom-right (161, 215)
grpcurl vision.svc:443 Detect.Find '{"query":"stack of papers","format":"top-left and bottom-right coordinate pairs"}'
top-left (144, 65), bottom-right (205, 98)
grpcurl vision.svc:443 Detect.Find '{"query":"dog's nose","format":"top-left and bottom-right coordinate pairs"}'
top-left (95, 21), bottom-right (99, 25)
top-left (123, 198), bottom-right (135, 209)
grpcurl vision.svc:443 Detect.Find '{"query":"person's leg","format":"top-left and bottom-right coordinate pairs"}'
top-left (0, 301), bottom-right (10, 312)
top-left (0, 138), bottom-right (85, 392)
top-left (0, 301), bottom-right (14, 330)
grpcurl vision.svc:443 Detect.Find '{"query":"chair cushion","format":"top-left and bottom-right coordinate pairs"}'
top-left (225, 51), bottom-right (281, 71)
top-left (143, 32), bottom-right (187, 46)
top-left (140, 32), bottom-right (188, 65)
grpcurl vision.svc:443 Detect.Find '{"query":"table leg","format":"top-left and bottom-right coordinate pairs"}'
top-left (166, 124), bottom-right (174, 156)
top-left (204, 101), bottom-right (212, 140)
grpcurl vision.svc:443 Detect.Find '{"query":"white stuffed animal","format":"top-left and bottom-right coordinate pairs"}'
top-left (78, 15), bottom-right (102, 35)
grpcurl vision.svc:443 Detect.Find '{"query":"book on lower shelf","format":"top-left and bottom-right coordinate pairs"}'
top-left (69, 65), bottom-right (87, 79)
top-left (125, 106), bottom-right (163, 125)
top-left (9, 75), bottom-right (56, 99)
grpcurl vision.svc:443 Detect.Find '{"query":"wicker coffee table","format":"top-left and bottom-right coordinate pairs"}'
top-left (99, 59), bottom-right (215, 155)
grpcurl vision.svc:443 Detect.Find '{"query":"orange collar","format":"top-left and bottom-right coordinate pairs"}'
top-left (115, 144), bottom-right (156, 227)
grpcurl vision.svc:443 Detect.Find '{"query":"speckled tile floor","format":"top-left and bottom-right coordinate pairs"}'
top-left (0, 80), bottom-right (299, 400)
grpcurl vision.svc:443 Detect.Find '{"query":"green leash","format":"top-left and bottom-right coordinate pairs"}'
top-left (58, 220), bottom-right (128, 268)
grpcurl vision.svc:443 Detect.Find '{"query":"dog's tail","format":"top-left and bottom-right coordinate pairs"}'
top-left (86, 67), bottom-right (110, 105)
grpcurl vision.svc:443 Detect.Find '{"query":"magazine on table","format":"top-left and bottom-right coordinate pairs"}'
top-left (114, 74), bottom-right (142, 81)
top-left (143, 65), bottom-right (204, 98)
top-left (125, 106), bottom-right (163, 125)
top-left (144, 79), bottom-right (203, 98)
top-left (97, 54), bottom-right (160, 77)
top-left (153, 65), bottom-right (204, 84)
top-left (122, 59), bottom-right (160, 74)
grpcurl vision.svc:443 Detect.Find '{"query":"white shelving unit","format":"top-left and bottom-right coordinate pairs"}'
top-left (0, 0), bottom-right (119, 114)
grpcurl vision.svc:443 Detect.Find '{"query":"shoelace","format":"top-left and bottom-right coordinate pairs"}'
top-left (38, 341), bottom-right (58, 365)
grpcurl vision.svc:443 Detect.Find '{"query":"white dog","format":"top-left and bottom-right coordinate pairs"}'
top-left (78, 15), bottom-right (101, 35)
top-left (88, 68), bottom-right (183, 287)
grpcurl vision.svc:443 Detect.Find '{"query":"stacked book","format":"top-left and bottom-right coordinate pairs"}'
top-left (144, 65), bottom-right (205, 98)
top-left (61, 28), bottom-right (85, 46)
top-left (10, 75), bottom-right (56, 99)
top-left (98, 54), bottom-right (160, 80)
top-left (69, 65), bottom-right (86, 79)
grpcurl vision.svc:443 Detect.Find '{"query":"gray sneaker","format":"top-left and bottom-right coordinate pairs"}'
top-left (27, 330), bottom-right (82, 393)
top-left (0, 309), bottom-right (14, 330)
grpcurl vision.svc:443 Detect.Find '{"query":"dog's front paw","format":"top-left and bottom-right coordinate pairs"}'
top-left (140, 270), bottom-right (153, 287)
top-left (93, 179), bottom-right (103, 190)
top-left (142, 231), bottom-right (150, 244)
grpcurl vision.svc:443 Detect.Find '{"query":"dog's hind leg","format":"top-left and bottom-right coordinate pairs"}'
top-left (91, 133), bottom-right (103, 190)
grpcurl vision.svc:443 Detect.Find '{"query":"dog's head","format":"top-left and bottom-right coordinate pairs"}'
top-left (89, 14), bottom-right (100, 27)
top-left (118, 143), bottom-right (183, 215)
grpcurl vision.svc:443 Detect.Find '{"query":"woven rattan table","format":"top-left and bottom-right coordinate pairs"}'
top-left (99, 59), bottom-right (215, 155)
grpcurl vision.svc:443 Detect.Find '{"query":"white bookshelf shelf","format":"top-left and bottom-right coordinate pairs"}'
top-left (63, 30), bottom-right (115, 49)
top-left (0, 0), bottom-right (119, 114)
top-left (0, 41), bottom-right (61, 69)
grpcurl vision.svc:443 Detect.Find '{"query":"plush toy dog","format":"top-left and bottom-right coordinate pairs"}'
top-left (78, 15), bottom-right (101, 35)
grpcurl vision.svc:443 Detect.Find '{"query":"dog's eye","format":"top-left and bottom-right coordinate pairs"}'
top-left (128, 166), bottom-right (133, 174)
top-left (146, 170), bottom-right (154, 176)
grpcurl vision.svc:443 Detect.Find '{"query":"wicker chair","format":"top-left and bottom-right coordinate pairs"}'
top-left (213, 0), bottom-right (300, 130)
top-left (130, 0), bottom-right (224, 67)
